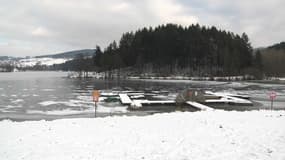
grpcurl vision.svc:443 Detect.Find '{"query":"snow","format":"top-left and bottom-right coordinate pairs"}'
top-left (100, 92), bottom-right (118, 96)
top-left (38, 101), bottom-right (70, 107)
top-left (38, 100), bottom-right (93, 107)
top-left (130, 95), bottom-right (145, 99)
top-left (18, 57), bottom-right (69, 67)
top-left (0, 111), bottom-right (285, 160)
top-left (205, 91), bottom-right (253, 105)
top-left (186, 101), bottom-right (214, 111)
top-left (96, 105), bottom-right (127, 113)
top-left (131, 100), bottom-right (143, 108)
top-left (119, 94), bottom-right (133, 104)
top-left (131, 100), bottom-right (175, 108)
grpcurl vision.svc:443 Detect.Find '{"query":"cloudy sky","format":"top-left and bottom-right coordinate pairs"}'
top-left (0, 0), bottom-right (284, 57)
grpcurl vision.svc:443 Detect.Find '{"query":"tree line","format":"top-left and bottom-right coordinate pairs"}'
top-left (259, 42), bottom-right (285, 77)
top-left (56, 23), bottom-right (263, 78)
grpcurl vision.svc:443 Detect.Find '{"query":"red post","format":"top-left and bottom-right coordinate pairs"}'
top-left (94, 102), bottom-right (97, 118)
top-left (93, 90), bottom-right (100, 118)
top-left (269, 91), bottom-right (276, 110)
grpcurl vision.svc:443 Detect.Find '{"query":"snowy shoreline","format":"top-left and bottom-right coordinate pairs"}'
top-left (1, 110), bottom-right (285, 160)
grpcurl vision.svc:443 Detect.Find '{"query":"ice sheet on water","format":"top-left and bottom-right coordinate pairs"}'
top-left (39, 100), bottom-right (81, 107)
top-left (0, 109), bottom-right (16, 113)
top-left (0, 105), bottom-right (22, 113)
top-left (224, 82), bottom-right (249, 88)
top-left (41, 89), bottom-right (55, 91)
top-left (97, 105), bottom-right (128, 113)
top-left (39, 101), bottom-right (65, 106)
top-left (5, 105), bottom-right (22, 109)
top-left (26, 109), bottom-right (93, 115)
top-left (11, 99), bottom-right (24, 103)
top-left (38, 99), bottom-right (94, 108)
top-left (26, 104), bottom-right (127, 115)
top-left (77, 95), bottom-right (92, 101)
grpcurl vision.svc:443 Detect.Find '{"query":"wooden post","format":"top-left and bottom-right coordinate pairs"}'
top-left (92, 90), bottom-right (100, 118)
top-left (94, 102), bottom-right (97, 118)
top-left (269, 91), bottom-right (276, 111)
top-left (271, 99), bottom-right (273, 110)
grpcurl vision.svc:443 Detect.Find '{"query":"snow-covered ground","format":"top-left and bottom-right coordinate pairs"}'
top-left (1, 110), bottom-right (285, 160)
top-left (0, 57), bottom-right (70, 67)
top-left (18, 57), bottom-right (70, 67)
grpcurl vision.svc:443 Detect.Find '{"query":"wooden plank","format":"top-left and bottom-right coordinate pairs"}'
top-left (186, 101), bottom-right (214, 111)
top-left (130, 100), bottom-right (176, 108)
top-left (225, 93), bottom-right (250, 99)
top-left (135, 100), bottom-right (175, 104)
top-left (119, 94), bottom-right (133, 105)
top-left (131, 100), bottom-right (143, 108)
top-left (205, 91), bottom-right (252, 105)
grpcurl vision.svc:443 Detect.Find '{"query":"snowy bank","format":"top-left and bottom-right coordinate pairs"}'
top-left (1, 111), bottom-right (285, 160)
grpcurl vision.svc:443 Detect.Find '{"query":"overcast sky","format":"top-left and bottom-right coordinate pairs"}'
top-left (0, 0), bottom-right (284, 57)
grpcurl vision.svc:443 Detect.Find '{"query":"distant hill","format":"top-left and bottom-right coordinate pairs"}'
top-left (35, 49), bottom-right (96, 59)
top-left (0, 49), bottom-right (96, 60)
top-left (259, 41), bottom-right (285, 76)
top-left (0, 56), bottom-right (11, 61)
top-left (0, 56), bottom-right (21, 61)
top-left (268, 42), bottom-right (285, 50)
top-left (0, 49), bottom-right (96, 69)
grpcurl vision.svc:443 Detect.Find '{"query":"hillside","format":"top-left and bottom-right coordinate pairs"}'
top-left (35, 49), bottom-right (95, 59)
top-left (268, 42), bottom-right (285, 50)
top-left (0, 56), bottom-right (12, 61)
top-left (0, 49), bottom-right (96, 71)
top-left (259, 41), bottom-right (285, 76)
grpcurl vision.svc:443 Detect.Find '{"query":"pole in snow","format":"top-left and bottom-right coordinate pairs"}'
top-left (94, 102), bottom-right (97, 117)
top-left (92, 90), bottom-right (100, 118)
top-left (269, 91), bottom-right (277, 110)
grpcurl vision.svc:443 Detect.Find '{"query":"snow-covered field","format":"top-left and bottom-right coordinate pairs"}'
top-left (1, 110), bottom-right (285, 160)
top-left (18, 57), bottom-right (69, 67)
top-left (0, 57), bottom-right (70, 68)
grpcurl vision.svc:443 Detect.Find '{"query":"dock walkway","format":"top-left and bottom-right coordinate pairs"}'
top-left (119, 94), bottom-right (133, 105)
top-left (186, 101), bottom-right (214, 111)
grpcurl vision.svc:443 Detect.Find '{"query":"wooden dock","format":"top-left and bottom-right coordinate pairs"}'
top-left (119, 94), bottom-right (133, 105)
top-left (114, 90), bottom-right (252, 110)
top-left (205, 91), bottom-right (252, 105)
top-left (131, 100), bottom-right (176, 108)
top-left (186, 101), bottom-right (214, 111)
top-left (118, 92), bottom-right (214, 111)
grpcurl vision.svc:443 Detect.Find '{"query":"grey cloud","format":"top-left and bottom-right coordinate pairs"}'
top-left (179, 0), bottom-right (285, 47)
top-left (0, 0), bottom-right (284, 56)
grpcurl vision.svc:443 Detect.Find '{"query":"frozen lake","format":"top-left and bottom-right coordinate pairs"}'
top-left (0, 71), bottom-right (285, 121)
